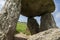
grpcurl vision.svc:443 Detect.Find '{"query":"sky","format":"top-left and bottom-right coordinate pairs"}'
top-left (0, 0), bottom-right (60, 27)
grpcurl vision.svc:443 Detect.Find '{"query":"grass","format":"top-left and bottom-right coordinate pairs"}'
top-left (16, 21), bottom-right (31, 35)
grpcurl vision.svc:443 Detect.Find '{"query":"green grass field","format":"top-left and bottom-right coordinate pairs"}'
top-left (16, 21), bottom-right (30, 35)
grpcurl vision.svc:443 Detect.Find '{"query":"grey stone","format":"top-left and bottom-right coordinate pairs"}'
top-left (28, 28), bottom-right (60, 40)
top-left (0, 0), bottom-right (21, 40)
top-left (21, 0), bottom-right (55, 17)
top-left (14, 33), bottom-right (27, 40)
top-left (40, 13), bottom-right (57, 32)
top-left (27, 17), bottom-right (40, 35)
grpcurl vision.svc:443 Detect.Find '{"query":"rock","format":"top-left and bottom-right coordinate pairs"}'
top-left (21, 0), bottom-right (55, 17)
top-left (0, 0), bottom-right (21, 40)
top-left (40, 13), bottom-right (57, 32)
top-left (27, 17), bottom-right (40, 35)
top-left (28, 28), bottom-right (60, 40)
top-left (14, 33), bottom-right (30, 40)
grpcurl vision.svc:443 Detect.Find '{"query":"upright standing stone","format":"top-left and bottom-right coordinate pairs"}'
top-left (0, 0), bottom-right (21, 40)
top-left (40, 13), bottom-right (57, 32)
top-left (27, 17), bottom-right (40, 35)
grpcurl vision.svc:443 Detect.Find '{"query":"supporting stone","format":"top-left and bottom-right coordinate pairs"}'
top-left (27, 17), bottom-right (40, 35)
top-left (40, 13), bottom-right (57, 32)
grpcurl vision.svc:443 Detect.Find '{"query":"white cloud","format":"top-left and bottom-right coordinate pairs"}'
top-left (0, 0), bottom-right (5, 9)
top-left (55, 12), bottom-right (60, 18)
top-left (0, 0), bottom-right (5, 5)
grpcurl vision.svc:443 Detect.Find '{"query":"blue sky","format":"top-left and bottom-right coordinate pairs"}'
top-left (0, 0), bottom-right (60, 27)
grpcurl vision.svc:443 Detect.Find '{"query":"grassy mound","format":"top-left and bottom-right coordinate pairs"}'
top-left (16, 21), bottom-right (30, 35)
